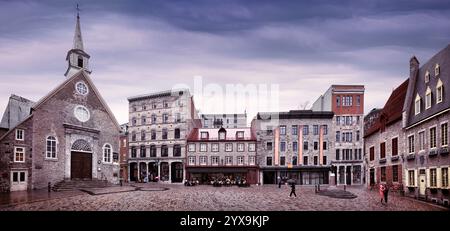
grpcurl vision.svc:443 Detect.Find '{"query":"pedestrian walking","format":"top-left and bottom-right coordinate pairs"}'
top-left (278, 176), bottom-right (282, 188)
top-left (383, 184), bottom-right (389, 204)
top-left (289, 182), bottom-right (297, 197)
top-left (379, 184), bottom-right (385, 204)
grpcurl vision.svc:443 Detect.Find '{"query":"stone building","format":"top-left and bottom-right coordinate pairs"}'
top-left (364, 80), bottom-right (409, 189)
top-left (311, 85), bottom-right (365, 185)
top-left (0, 13), bottom-right (120, 192)
top-left (252, 110), bottom-right (334, 185)
top-left (127, 89), bottom-right (201, 183)
top-left (402, 45), bottom-right (450, 206)
top-left (200, 112), bottom-right (247, 128)
top-left (119, 123), bottom-right (129, 183)
top-left (185, 127), bottom-right (258, 184)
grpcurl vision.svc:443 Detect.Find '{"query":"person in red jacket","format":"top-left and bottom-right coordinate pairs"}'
top-left (379, 184), bottom-right (385, 204)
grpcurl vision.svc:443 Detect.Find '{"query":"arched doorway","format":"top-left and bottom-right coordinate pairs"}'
top-left (70, 139), bottom-right (92, 180)
top-left (171, 162), bottom-right (183, 183)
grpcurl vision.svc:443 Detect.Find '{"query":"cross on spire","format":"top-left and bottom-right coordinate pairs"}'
top-left (76, 3), bottom-right (81, 18)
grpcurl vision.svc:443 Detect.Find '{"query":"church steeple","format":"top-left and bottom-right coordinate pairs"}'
top-left (65, 4), bottom-right (91, 77)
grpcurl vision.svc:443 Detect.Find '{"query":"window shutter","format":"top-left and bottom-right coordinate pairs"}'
top-left (437, 168), bottom-right (442, 188)
top-left (426, 169), bottom-right (430, 188)
top-left (414, 169), bottom-right (418, 187)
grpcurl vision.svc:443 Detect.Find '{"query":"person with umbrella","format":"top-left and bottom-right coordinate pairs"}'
top-left (288, 179), bottom-right (297, 197)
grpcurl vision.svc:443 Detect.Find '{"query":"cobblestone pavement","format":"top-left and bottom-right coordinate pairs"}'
top-left (0, 184), bottom-right (447, 211)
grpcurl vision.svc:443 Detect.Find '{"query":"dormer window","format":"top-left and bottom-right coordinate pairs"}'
top-left (425, 87), bottom-right (432, 109)
top-left (425, 70), bottom-right (430, 83)
top-left (218, 127), bottom-right (226, 140)
top-left (436, 79), bottom-right (444, 104)
top-left (415, 94), bottom-right (421, 115)
top-left (236, 131), bottom-right (244, 139)
top-left (435, 63), bottom-right (440, 76)
top-left (200, 132), bottom-right (209, 139)
top-left (77, 56), bottom-right (83, 68)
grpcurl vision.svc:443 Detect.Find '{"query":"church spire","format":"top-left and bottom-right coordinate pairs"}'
top-left (64, 4), bottom-right (91, 78)
top-left (73, 4), bottom-right (84, 50)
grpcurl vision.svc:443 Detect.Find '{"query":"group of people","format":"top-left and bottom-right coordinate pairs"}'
top-left (184, 179), bottom-right (199, 186)
top-left (211, 177), bottom-right (249, 187)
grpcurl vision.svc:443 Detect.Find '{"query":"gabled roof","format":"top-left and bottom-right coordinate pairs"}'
top-left (32, 70), bottom-right (120, 131)
top-left (0, 94), bottom-right (35, 129)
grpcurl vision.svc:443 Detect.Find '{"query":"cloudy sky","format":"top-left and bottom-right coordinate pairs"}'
top-left (1, 0), bottom-right (450, 124)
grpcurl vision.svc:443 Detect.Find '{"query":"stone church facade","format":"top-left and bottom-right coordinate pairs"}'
top-left (0, 12), bottom-right (120, 192)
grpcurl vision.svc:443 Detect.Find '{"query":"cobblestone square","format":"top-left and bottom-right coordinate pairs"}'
top-left (0, 184), bottom-right (447, 211)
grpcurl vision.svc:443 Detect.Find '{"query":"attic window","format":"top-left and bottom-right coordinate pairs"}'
top-left (425, 70), bottom-right (430, 83)
top-left (200, 132), bottom-right (209, 139)
top-left (415, 94), bottom-right (421, 115)
top-left (425, 87), bottom-right (432, 109)
top-left (77, 56), bottom-right (83, 68)
top-left (437, 79), bottom-right (444, 104)
top-left (435, 64), bottom-right (440, 76)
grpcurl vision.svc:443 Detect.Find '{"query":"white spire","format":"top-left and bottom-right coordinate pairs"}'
top-left (73, 4), bottom-right (84, 50)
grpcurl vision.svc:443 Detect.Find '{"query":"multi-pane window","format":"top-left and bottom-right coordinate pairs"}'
top-left (188, 144), bottom-right (196, 152)
top-left (392, 165), bottom-right (398, 182)
top-left (303, 141), bottom-right (308, 150)
top-left (369, 146), bottom-right (375, 161)
top-left (280, 126), bottom-right (286, 135)
top-left (173, 145), bottom-right (181, 157)
top-left (392, 137), bottom-right (398, 156)
top-left (266, 157), bottom-right (273, 166)
top-left (174, 128), bottom-right (181, 139)
top-left (356, 131), bottom-right (360, 141)
top-left (150, 145), bottom-right (157, 157)
top-left (199, 156), bottom-right (207, 165)
top-left (442, 123), bottom-right (448, 146)
top-left (248, 143), bottom-right (256, 152)
top-left (211, 156), bottom-right (219, 165)
top-left (419, 131), bottom-right (425, 151)
top-left (442, 168), bottom-right (448, 188)
top-left (313, 141), bottom-right (318, 150)
top-left (293, 142), bottom-right (298, 152)
top-left (11, 171), bottom-right (26, 184)
top-left (219, 131), bottom-right (226, 140)
top-left (140, 145), bottom-right (146, 158)
top-left (161, 145), bottom-right (168, 157)
top-left (323, 125), bottom-right (328, 135)
top-left (356, 95), bottom-right (361, 106)
top-left (236, 131), bottom-right (244, 139)
top-left (322, 156), bottom-right (327, 165)
top-left (188, 156), bottom-right (196, 165)
top-left (336, 116), bottom-right (341, 125)
top-left (280, 156), bottom-right (285, 166)
top-left (14, 147), bottom-right (25, 162)
top-left (200, 143), bottom-right (207, 152)
top-left (313, 156), bottom-right (318, 165)
top-left (343, 96), bottom-right (353, 106)
top-left (162, 114), bottom-right (169, 123)
top-left (336, 149), bottom-right (340, 160)
top-left (292, 125), bottom-right (298, 135)
top-left (292, 156), bottom-right (297, 165)
top-left (141, 116), bottom-right (146, 125)
top-left (303, 126), bottom-right (309, 135)
top-left (249, 156), bottom-right (256, 165)
top-left (425, 89), bottom-right (432, 109)
top-left (175, 113), bottom-right (181, 123)
top-left (46, 136), bottom-right (57, 159)
top-left (430, 127), bottom-right (437, 149)
top-left (280, 142), bottom-right (286, 152)
top-left (212, 143), bottom-right (219, 152)
top-left (201, 132), bottom-right (209, 139)
top-left (225, 143), bottom-right (233, 152)
top-left (131, 147), bottom-right (137, 158)
top-left (380, 142), bottom-right (386, 159)
top-left (381, 167), bottom-right (386, 182)
top-left (237, 156), bottom-right (244, 165)
top-left (436, 81), bottom-right (443, 103)
top-left (408, 135), bottom-right (415, 154)
top-left (415, 96), bottom-right (421, 115)
top-left (336, 131), bottom-right (340, 142)
top-left (225, 156), bottom-right (232, 165)
top-left (435, 63), bottom-right (440, 76)
top-left (151, 114), bottom-right (157, 124)
top-left (408, 170), bottom-right (415, 186)
top-left (237, 143), bottom-right (245, 152)
top-left (313, 125), bottom-right (319, 135)
top-left (16, 129), bottom-right (24, 141)
top-left (141, 130), bottom-right (146, 140)
top-left (267, 142), bottom-right (273, 151)
top-left (162, 129), bottom-right (168, 140)
top-left (303, 156), bottom-right (308, 165)
top-left (103, 144), bottom-right (112, 163)
top-left (430, 168), bottom-right (437, 187)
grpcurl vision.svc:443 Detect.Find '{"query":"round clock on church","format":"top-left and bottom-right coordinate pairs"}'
top-left (74, 105), bottom-right (90, 122)
top-left (75, 81), bottom-right (89, 95)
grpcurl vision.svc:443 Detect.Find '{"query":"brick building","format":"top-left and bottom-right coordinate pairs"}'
top-left (252, 110), bottom-right (334, 185)
top-left (119, 123), bottom-right (129, 183)
top-left (0, 13), bottom-right (120, 191)
top-left (185, 127), bottom-right (258, 184)
top-left (364, 80), bottom-right (409, 189)
top-left (127, 89), bottom-right (201, 183)
top-left (312, 85), bottom-right (365, 185)
top-left (402, 45), bottom-right (450, 206)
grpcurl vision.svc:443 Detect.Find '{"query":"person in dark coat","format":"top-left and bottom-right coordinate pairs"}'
top-left (278, 176), bottom-right (282, 188)
top-left (289, 182), bottom-right (297, 197)
top-left (383, 184), bottom-right (389, 204)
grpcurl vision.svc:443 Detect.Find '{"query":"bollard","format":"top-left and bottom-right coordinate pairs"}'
top-left (48, 182), bottom-right (51, 192)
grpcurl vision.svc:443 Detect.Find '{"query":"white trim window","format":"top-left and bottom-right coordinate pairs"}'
top-left (425, 70), bottom-right (430, 83)
top-left (46, 136), bottom-right (57, 159)
top-left (435, 63), bottom-right (440, 76)
top-left (442, 167), bottom-right (448, 188)
top-left (442, 123), bottom-right (448, 146)
top-left (74, 105), bottom-right (90, 122)
top-left (199, 156), bottom-right (207, 165)
top-left (225, 143), bottom-right (233, 152)
top-left (237, 156), bottom-right (244, 165)
top-left (219, 131), bottom-right (226, 140)
top-left (430, 127), bottom-right (437, 149)
top-left (436, 79), bottom-right (444, 104)
top-left (408, 170), bottom-right (415, 187)
top-left (237, 143), bottom-right (244, 152)
top-left (425, 87), bottom-right (432, 109)
top-left (249, 156), bottom-right (256, 165)
top-left (211, 143), bottom-right (219, 152)
top-left (236, 131), bottom-right (244, 139)
top-left (225, 156), bottom-right (232, 165)
top-left (14, 147), bottom-right (25, 162)
top-left (200, 132), bottom-right (209, 139)
top-left (279, 126), bottom-right (286, 135)
top-left (418, 131), bottom-right (425, 151)
top-left (188, 156), bottom-right (196, 166)
top-left (200, 143), bottom-right (207, 152)
top-left (248, 143), bottom-right (256, 152)
top-left (415, 94), bottom-right (421, 115)
top-left (15, 129), bottom-right (24, 141)
top-left (11, 170), bottom-right (27, 187)
top-left (211, 156), bottom-right (219, 165)
top-left (75, 81), bottom-right (89, 95)
top-left (188, 143), bottom-right (196, 152)
top-left (430, 168), bottom-right (437, 187)
top-left (408, 135), bottom-right (415, 154)
top-left (103, 144), bottom-right (112, 163)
